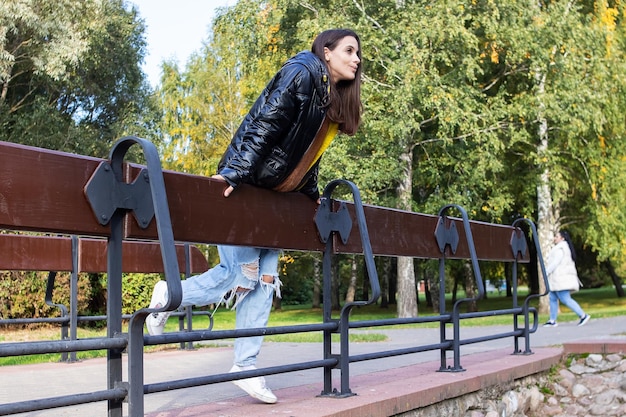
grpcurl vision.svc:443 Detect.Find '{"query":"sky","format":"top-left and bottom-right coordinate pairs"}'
top-left (129, 0), bottom-right (236, 88)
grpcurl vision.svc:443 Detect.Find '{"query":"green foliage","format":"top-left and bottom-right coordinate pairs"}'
top-left (119, 273), bottom-right (162, 315)
top-left (277, 252), bottom-right (316, 305)
top-left (0, 0), bottom-right (158, 157)
top-left (334, 0), bottom-right (626, 266)
top-left (153, 0), bottom-right (626, 316)
top-left (0, 271), bottom-right (184, 320)
top-left (158, 0), bottom-right (289, 175)
top-left (0, 271), bottom-right (93, 319)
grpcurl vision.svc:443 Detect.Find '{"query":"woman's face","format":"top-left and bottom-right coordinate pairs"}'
top-left (324, 36), bottom-right (360, 82)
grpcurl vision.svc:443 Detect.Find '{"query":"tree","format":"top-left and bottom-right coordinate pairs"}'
top-left (294, 0), bottom-right (626, 315)
top-left (157, 0), bottom-right (291, 175)
top-left (301, 0), bottom-right (523, 316)
top-left (153, 0), bottom-right (626, 319)
top-left (0, 0), bottom-right (158, 315)
top-left (0, 0), bottom-right (156, 157)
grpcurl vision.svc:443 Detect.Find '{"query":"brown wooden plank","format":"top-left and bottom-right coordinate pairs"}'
top-left (0, 234), bottom-right (73, 270)
top-left (79, 238), bottom-right (209, 274)
top-left (0, 234), bottom-right (209, 274)
top-left (334, 204), bottom-right (529, 262)
top-left (0, 141), bottom-right (110, 236)
top-left (125, 168), bottom-right (527, 262)
top-left (125, 168), bottom-right (326, 252)
top-left (0, 141), bottom-right (528, 263)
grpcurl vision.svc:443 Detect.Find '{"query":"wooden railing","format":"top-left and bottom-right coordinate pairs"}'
top-left (0, 137), bottom-right (545, 417)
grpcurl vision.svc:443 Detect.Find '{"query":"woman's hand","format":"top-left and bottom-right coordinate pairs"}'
top-left (211, 174), bottom-right (234, 197)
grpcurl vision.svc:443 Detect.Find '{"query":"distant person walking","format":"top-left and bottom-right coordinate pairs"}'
top-left (543, 230), bottom-right (590, 327)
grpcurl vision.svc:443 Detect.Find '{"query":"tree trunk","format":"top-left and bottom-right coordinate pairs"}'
top-left (345, 255), bottom-right (358, 303)
top-left (361, 262), bottom-right (369, 301)
top-left (451, 276), bottom-right (458, 304)
top-left (535, 69), bottom-right (558, 315)
top-left (312, 255), bottom-right (321, 309)
top-left (463, 261), bottom-right (477, 312)
top-left (379, 257), bottom-right (390, 308)
top-left (504, 263), bottom-right (512, 297)
top-left (88, 273), bottom-right (106, 316)
top-left (527, 229), bottom-right (540, 295)
top-left (397, 257), bottom-right (417, 317)
top-left (331, 255), bottom-right (341, 310)
top-left (604, 260), bottom-right (625, 297)
top-left (389, 257), bottom-right (397, 305)
top-left (426, 268), bottom-right (438, 312)
top-left (273, 294), bottom-right (282, 310)
top-left (396, 148), bottom-right (418, 318)
top-left (424, 275), bottom-right (432, 308)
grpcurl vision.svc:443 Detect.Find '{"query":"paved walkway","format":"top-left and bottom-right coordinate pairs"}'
top-left (1, 315), bottom-right (624, 416)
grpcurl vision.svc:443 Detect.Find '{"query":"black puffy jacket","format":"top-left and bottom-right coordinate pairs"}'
top-left (217, 51), bottom-right (331, 201)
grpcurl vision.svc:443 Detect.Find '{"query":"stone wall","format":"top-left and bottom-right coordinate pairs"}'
top-left (396, 353), bottom-right (626, 417)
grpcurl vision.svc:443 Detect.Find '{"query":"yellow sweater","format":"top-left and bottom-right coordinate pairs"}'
top-left (273, 120), bottom-right (338, 193)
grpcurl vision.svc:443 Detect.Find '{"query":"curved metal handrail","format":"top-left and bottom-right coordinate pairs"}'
top-left (511, 218), bottom-right (548, 354)
top-left (436, 204), bottom-right (484, 372)
top-left (316, 179), bottom-right (381, 397)
top-left (87, 135), bottom-right (181, 417)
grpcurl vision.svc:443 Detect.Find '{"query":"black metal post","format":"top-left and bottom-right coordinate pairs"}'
top-left (69, 235), bottom-right (78, 362)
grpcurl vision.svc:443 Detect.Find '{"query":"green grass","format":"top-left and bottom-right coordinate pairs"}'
top-left (1, 286), bottom-right (624, 366)
top-left (0, 327), bottom-right (112, 366)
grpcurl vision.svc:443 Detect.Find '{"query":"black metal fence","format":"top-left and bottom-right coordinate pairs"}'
top-left (0, 238), bottom-right (211, 360)
top-left (0, 137), bottom-right (548, 417)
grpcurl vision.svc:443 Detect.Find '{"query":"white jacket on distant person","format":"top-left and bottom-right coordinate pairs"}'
top-left (546, 240), bottom-right (580, 292)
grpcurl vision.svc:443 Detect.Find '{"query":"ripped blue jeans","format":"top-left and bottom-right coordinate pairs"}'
top-left (179, 245), bottom-right (281, 367)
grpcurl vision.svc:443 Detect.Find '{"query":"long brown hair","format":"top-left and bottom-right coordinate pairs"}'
top-left (311, 29), bottom-right (362, 135)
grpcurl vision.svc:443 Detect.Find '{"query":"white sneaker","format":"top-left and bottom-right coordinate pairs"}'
top-left (229, 364), bottom-right (277, 404)
top-left (145, 281), bottom-right (171, 335)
